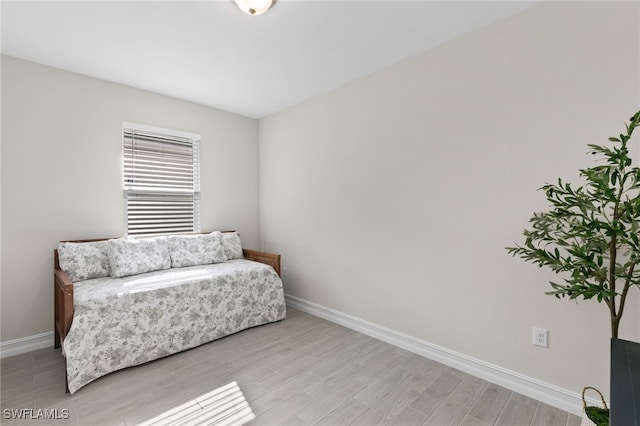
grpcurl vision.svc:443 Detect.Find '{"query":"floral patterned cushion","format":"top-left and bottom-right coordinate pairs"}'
top-left (107, 237), bottom-right (171, 278)
top-left (222, 231), bottom-right (244, 260)
top-left (167, 232), bottom-right (226, 268)
top-left (58, 241), bottom-right (111, 282)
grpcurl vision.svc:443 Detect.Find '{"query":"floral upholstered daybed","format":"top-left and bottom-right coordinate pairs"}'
top-left (54, 231), bottom-right (286, 394)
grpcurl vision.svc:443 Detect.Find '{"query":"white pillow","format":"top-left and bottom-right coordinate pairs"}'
top-left (58, 241), bottom-right (111, 282)
top-left (107, 236), bottom-right (171, 278)
top-left (222, 232), bottom-right (244, 260)
top-left (168, 232), bottom-right (226, 268)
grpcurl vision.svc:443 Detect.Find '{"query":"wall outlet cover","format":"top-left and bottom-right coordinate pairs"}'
top-left (533, 327), bottom-right (548, 348)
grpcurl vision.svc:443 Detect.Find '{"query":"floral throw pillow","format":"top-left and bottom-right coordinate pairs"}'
top-left (58, 241), bottom-right (112, 282)
top-left (168, 232), bottom-right (227, 268)
top-left (222, 231), bottom-right (244, 260)
top-left (107, 236), bottom-right (171, 278)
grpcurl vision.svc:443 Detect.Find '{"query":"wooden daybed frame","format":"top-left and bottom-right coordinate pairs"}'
top-left (53, 234), bottom-right (281, 353)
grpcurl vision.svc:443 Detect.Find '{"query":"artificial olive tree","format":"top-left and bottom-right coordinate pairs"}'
top-left (507, 111), bottom-right (640, 338)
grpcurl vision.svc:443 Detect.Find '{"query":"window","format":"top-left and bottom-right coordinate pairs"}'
top-left (122, 122), bottom-right (201, 237)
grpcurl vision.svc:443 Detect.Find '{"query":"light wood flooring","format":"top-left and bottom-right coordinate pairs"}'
top-left (1, 307), bottom-right (581, 426)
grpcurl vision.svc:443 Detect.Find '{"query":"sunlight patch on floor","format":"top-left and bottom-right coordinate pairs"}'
top-left (137, 381), bottom-right (256, 426)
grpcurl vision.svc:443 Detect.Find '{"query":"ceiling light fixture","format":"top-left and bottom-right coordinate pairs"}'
top-left (233, 0), bottom-right (275, 16)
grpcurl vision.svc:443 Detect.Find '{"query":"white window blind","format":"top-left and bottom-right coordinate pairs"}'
top-left (123, 124), bottom-right (201, 237)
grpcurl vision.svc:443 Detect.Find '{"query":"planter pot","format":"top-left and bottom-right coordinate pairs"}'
top-left (610, 338), bottom-right (640, 426)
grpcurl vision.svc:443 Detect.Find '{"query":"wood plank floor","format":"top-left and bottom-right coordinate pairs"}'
top-left (1, 307), bottom-right (581, 426)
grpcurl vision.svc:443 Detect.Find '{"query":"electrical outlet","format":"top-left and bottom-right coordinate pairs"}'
top-left (282, 266), bottom-right (288, 278)
top-left (533, 327), bottom-right (548, 348)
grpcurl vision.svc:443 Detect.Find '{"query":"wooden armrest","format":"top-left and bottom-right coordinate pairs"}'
top-left (243, 249), bottom-right (281, 277)
top-left (54, 265), bottom-right (74, 352)
top-left (55, 268), bottom-right (74, 290)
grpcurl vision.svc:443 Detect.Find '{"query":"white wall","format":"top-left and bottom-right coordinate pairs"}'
top-left (259, 1), bottom-right (640, 399)
top-left (1, 55), bottom-right (260, 342)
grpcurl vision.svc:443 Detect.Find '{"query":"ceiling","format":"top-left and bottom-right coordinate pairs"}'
top-left (1, 1), bottom-right (538, 119)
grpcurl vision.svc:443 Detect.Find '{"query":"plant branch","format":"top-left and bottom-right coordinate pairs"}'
top-left (617, 262), bottom-right (636, 323)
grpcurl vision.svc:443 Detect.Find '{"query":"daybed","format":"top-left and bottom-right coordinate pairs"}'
top-left (54, 231), bottom-right (286, 394)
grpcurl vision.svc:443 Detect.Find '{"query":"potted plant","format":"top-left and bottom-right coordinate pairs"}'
top-left (507, 111), bottom-right (640, 338)
top-left (506, 111), bottom-right (640, 426)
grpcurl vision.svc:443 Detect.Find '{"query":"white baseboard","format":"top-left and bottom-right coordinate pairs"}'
top-left (0, 331), bottom-right (54, 359)
top-left (285, 294), bottom-right (590, 416)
